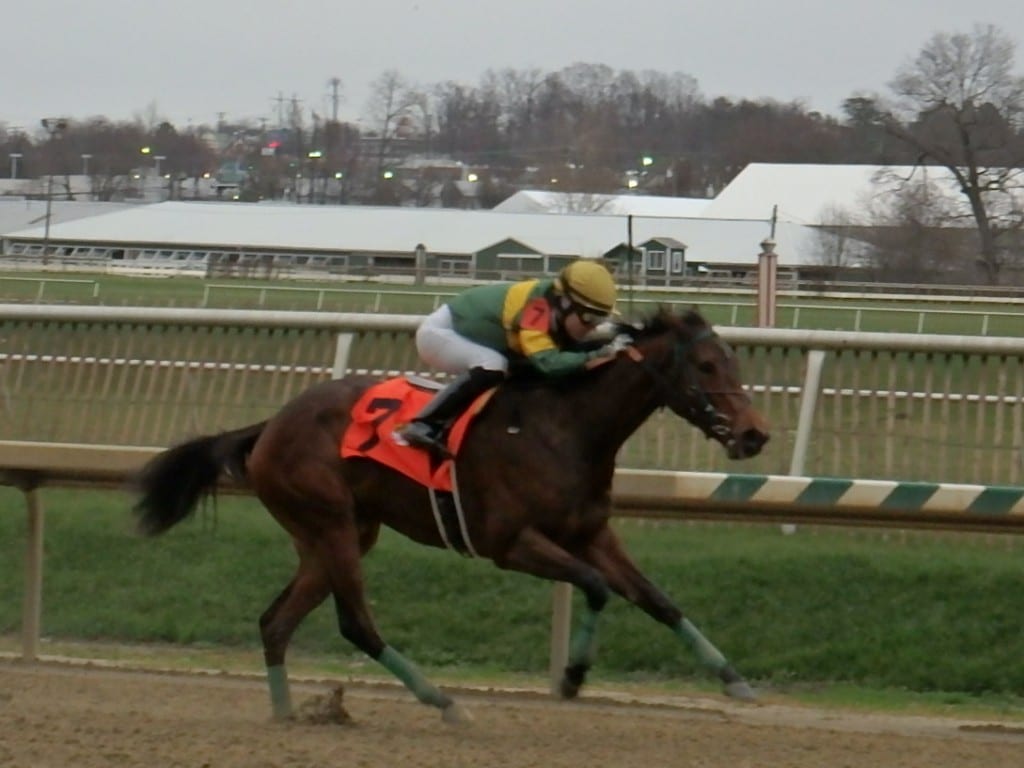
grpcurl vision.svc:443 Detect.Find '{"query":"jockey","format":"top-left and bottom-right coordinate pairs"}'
top-left (396, 259), bottom-right (623, 456)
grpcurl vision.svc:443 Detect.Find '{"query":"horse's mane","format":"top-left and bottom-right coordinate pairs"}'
top-left (503, 307), bottom-right (708, 394)
top-left (614, 306), bottom-right (708, 343)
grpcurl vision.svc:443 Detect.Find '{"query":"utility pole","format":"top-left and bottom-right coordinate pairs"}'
top-left (272, 92), bottom-right (286, 128)
top-left (328, 77), bottom-right (342, 123)
top-left (290, 95), bottom-right (305, 134)
top-left (41, 117), bottom-right (69, 265)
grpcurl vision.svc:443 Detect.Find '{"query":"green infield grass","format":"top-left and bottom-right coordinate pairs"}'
top-left (3, 487), bottom-right (1024, 715)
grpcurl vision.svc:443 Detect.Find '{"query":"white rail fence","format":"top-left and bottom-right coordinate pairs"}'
top-left (3, 274), bottom-right (1023, 336)
top-left (3, 305), bottom-right (1024, 681)
top-left (192, 284), bottom-right (1024, 336)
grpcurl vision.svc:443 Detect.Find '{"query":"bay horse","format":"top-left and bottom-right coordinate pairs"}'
top-left (133, 308), bottom-right (769, 723)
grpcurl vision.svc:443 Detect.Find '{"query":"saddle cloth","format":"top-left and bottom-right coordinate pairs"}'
top-left (340, 376), bottom-right (495, 491)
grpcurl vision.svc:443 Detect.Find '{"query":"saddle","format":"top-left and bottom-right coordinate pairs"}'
top-left (340, 376), bottom-right (495, 491)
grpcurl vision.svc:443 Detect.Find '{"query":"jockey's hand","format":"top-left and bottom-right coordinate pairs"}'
top-left (599, 333), bottom-right (633, 356)
top-left (585, 334), bottom-right (633, 367)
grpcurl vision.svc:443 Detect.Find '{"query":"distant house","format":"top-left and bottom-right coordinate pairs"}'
top-left (637, 236), bottom-right (688, 279)
top-left (602, 237), bottom-right (693, 285)
top-left (213, 160), bottom-right (249, 198)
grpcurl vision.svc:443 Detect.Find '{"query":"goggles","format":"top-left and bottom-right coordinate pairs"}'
top-left (573, 305), bottom-right (610, 326)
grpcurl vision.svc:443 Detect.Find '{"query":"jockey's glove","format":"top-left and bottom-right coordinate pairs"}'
top-left (590, 333), bottom-right (633, 359)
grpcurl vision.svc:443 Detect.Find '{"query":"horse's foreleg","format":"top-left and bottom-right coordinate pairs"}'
top-left (494, 527), bottom-right (610, 699)
top-left (259, 555), bottom-right (331, 719)
top-left (562, 604), bottom-right (601, 698)
top-left (583, 527), bottom-right (756, 701)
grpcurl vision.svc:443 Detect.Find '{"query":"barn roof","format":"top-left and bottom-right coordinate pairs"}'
top-left (5, 200), bottom-right (817, 267)
top-left (494, 190), bottom-right (712, 218)
top-left (0, 198), bottom-right (135, 235)
top-left (701, 163), bottom-right (977, 226)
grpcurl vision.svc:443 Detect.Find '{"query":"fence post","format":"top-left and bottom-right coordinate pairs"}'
top-left (789, 349), bottom-right (826, 478)
top-left (23, 488), bottom-right (44, 660)
top-left (755, 238), bottom-right (777, 328)
top-left (414, 244), bottom-right (427, 286)
top-left (332, 333), bottom-right (355, 379)
top-left (780, 349), bottom-right (827, 534)
top-left (549, 582), bottom-right (573, 695)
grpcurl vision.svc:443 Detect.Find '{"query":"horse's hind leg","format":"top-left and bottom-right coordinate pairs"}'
top-left (257, 521), bottom-right (383, 720)
top-left (316, 525), bottom-right (470, 724)
top-left (259, 544), bottom-right (330, 719)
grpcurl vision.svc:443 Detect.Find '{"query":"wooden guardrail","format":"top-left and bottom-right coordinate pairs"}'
top-left (6, 441), bottom-right (1024, 666)
top-left (613, 469), bottom-right (1024, 533)
top-left (1, 442), bottom-right (161, 663)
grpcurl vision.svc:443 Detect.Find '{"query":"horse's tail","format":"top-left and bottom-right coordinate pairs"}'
top-left (132, 421), bottom-right (267, 537)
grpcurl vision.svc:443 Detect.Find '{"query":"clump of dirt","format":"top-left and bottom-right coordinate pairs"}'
top-left (293, 685), bottom-right (353, 725)
top-left (959, 723), bottom-right (1024, 736)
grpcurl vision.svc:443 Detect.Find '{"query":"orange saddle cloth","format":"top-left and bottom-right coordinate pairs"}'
top-left (340, 377), bottom-right (494, 491)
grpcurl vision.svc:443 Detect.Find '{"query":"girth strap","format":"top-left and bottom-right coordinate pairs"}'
top-left (427, 464), bottom-right (478, 557)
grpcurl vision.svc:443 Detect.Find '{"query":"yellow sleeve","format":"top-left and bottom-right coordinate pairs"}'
top-left (502, 280), bottom-right (557, 355)
top-left (517, 325), bottom-right (558, 357)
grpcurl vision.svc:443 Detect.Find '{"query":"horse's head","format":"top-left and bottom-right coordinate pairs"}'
top-left (622, 308), bottom-right (770, 459)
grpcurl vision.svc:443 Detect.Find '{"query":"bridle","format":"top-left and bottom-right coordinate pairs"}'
top-left (633, 327), bottom-right (750, 441)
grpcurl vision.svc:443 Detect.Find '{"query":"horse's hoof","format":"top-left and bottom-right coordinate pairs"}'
top-left (560, 663), bottom-right (587, 699)
top-left (559, 677), bottom-right (581, 699)
top-left (270, 705), bottom-right (294, 721)
top-left (723, 680), bottom-right (758, 702)
top-left (441, 702), bottom-right (473, 725)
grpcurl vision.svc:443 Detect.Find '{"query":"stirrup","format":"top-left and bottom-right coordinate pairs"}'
top-left (396, 421), bottom-right (453, 459)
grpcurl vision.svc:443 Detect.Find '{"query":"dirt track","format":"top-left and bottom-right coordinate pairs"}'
top-left (2, 661), bottom-right (1024, 768)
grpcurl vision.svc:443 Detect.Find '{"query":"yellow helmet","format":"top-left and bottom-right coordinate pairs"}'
top-left (556, 261), bottom-right (617, 314)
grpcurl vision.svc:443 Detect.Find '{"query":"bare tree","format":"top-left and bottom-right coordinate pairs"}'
top-left (544, 192), bottom-right (615, 214)
top-left (133, 101), bottom-right (165, 132)
top-left (813, 205), bottom-right (864, 273)
top-left (432, 80), bottom-right (501, 159)
top-left (484, 67), bottom-right (545, 146)
top-left (882, 24), bottom-right (1024, 283)
top-left (861, 173), bottom-right (971, 283)
top-left (364, 70), bottom-right (418, 180)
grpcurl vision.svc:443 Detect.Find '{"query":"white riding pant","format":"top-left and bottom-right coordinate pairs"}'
top-left (415, 305), bottom-right (509, 375)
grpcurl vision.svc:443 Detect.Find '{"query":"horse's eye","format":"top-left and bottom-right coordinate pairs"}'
top-left (697, 361), bottom-right (716, 375)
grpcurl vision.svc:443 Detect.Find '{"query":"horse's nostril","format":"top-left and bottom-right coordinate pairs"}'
top-left (742, 429), bottom-right (769, 454)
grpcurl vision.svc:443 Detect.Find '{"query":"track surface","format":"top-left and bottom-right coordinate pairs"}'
top-left (2, 661), bottom-right (1023, 768)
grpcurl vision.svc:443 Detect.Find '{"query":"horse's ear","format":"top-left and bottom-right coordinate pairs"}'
top-left (682, 307), bottom-right (708, 329)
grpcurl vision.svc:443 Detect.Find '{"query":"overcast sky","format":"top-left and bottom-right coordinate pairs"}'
top-left (6, 0), bottom-right (1022, 134)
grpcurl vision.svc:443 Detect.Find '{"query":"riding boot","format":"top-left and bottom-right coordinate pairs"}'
top-left (397, 367), bottom-right (504, 457)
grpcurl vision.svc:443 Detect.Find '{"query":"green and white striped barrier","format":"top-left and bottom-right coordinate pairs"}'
top-left (612, 470), bottom-right (1024, 528)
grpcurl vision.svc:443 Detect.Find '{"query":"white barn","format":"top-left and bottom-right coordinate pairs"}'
top-left (2, 199), bottom-right (817, 282)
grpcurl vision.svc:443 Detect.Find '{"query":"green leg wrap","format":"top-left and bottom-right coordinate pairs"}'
top-left (569, 607), bottom-right (600, 667)
top-left (266, 664), bottom-right (293, 719)
top-left (674, 618), bottom-right (727, 672)
top-left (378, 646), bottom-right (452, 709)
